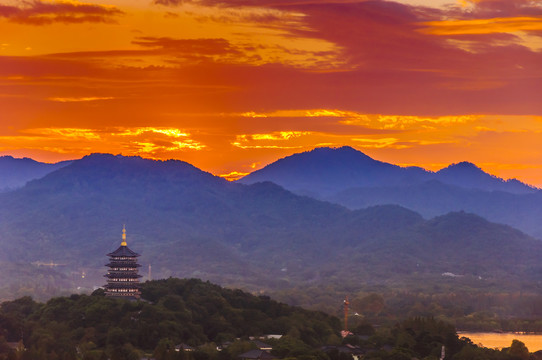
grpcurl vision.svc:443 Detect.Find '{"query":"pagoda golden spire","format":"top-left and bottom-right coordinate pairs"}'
top-left (121, 225), bottom-right (127, 246)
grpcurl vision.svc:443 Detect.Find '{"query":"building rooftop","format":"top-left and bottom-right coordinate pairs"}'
top-left (107, 245), bottom-right (140, 257)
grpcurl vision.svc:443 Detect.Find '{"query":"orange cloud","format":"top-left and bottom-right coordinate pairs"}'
top-left (232, 133), bottom-right (307, 149)
top-left (0, 0), bottom-right (124, 25)
top-left (131, 37), bottom-right (240, 56)
top-left (218, 171), bottom-right (250, 181)
top-left (29, 128), bottom-right (101, 140)
top-left (131, 140), bottom-right (205, 154)
top-left (352, 138), bottom-right (403, 149)
top-left (251, 131), bottom-right (311, 140)
top-left (0, 126), bottom-right (206, 161)
top-left (48, 96), bottom-right (115, 102)
top-left (353, 137), bottom-right (458, 150)
top-left (115, 128), bottom-right (190, 138)
top-left (419, 16), bottom-right (542, 36)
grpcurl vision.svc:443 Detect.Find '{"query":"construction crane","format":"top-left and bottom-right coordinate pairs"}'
top-left (343, 295), bottom-right (350, 332)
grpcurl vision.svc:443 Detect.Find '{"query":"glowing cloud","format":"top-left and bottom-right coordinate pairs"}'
top-left (116, 128), bottom-right (190, 138)
top-left (218, 171), bottom-right (250, 181)
top-left (232, 131), bottom-right (311, 149)
top-left (28, 128), bottom-right (101, 140)
top-left (113, 127), bottom-right (206, 154)
top-left (0, 126), bottom-right (205, 162)
top-left (340, 114), bottom-right (480, 130)
top-left (352, 138), bottom-right (402, 149)
top-left (48, 96), bottom-right (115, 102)
top-left (251, 131), bottom-right (311, 141)
top-left (419, 16), bottom-right (542, 36)
top-left (132, 139), bottom-right (205, 154)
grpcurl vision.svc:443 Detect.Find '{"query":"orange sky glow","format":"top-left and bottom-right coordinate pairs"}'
top-left (1, 0), bottom-right (542, 185)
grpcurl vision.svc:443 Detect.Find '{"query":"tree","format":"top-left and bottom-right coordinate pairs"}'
top-left (153, 338), bottom-right (177, 360)
top-left (507, 339), bottom-right (529, 360)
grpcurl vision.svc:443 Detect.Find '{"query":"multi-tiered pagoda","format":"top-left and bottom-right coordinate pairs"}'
top-left (104, 226), bottom-right (141, 299)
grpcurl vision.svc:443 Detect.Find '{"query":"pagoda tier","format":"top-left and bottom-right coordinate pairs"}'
top-left (104, 226), bottom-right (142, 299)
top-left (105, 262), bottom-right (142, 268)
top-left (104, 273), bottom-right (142, 279)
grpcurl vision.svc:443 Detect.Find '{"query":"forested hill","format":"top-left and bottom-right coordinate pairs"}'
top-left (0, 278), bottom-right (341, 359)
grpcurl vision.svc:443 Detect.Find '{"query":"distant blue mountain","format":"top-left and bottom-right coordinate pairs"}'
top-left (238, 147), bottom-right (429, 196)
top-left (238, 146), bottom-right (536, 195)
top-left (435, 161), bottom-right (535, 193)
top-left (238, 146), bottom-right (542, 238)
top-left (0, 155), bottom-right (72, 192)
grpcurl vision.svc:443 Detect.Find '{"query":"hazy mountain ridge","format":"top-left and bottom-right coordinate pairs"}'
top-left (0, 152), bottom-right (541, 302)
top-left (238, 146), bottom-right (542, 238)
top-left (435, 161), bottom-right (536, 193)
top-left (239, 146), bottom-right (536, 194)
top-left (238, 147), bottom-right (432, 196)
top-left (0, 155), bottom-right (72, 192)
top-left (328, 181), bottom-right (542, 238)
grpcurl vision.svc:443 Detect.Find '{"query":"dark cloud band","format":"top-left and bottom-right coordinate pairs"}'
top-left (0, 0), bottom-right (124, 25)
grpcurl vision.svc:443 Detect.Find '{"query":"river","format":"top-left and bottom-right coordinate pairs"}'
top-left (459, 332), bottom-right (542, 351)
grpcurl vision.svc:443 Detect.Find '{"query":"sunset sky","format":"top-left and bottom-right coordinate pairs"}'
top-left (1, 0), bottom-right (541, 184)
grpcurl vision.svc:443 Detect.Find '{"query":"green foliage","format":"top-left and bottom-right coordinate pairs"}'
top-left (451, 344), bottom-right (509, 360)
top-left (0, 278), bottom-right (340, 359)
top-left (224, 340), bottom-right (256, 358)
top-left (271, 335), bottom-right (313, 358)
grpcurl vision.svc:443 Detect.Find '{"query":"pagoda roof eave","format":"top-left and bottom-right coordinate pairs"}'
top-left (107, 245), bottom-right (140, 257)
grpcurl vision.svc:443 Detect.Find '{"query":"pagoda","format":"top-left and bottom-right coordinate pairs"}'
top-left (104, 226), bottom-right (142, 299)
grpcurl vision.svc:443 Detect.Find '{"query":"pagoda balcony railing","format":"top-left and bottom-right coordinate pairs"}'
top-left (105, 288), bottom-right (141, 294)
top-left (105, 262), bottom-right (141, 267)
top-left (105, 272), bottom-right (142, 277)
top-left (106, 293), bottom-right (140, 297)
top-left (105, 283), bottom-right (141, 288)
top-left (106, 278), bottom-right (141, 282)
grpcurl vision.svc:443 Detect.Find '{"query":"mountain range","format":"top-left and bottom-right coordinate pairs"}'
top-left (239, 147), bottom-right (542, 239)
top-left (0, 151), bottom-right (541, 304)
top-left (239, 147), bottom-right (536, 195)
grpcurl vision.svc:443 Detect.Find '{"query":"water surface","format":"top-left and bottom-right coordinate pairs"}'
top-left (459, 332), bottom-right (542, 352)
